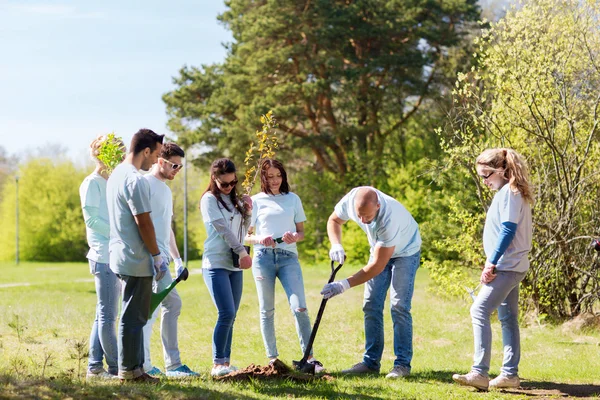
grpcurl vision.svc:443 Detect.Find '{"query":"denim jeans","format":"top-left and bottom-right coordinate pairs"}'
top-left (362, 251), bottom-right (420, 372)
top-left (143, 269), bottom-right (182, 371)
top-left (252, 248), bottom-right (312, 359)
top-left (87, 260), bottom-right (120, 375)
top-left (117, 274), bottom-right (153, 379)
top-left (203, 268), bottom-right (243, 364)
top-left (471, 270), bottom-right (526, 377)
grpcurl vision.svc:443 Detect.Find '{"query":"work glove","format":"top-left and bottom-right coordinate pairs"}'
top-left (320, 279), bottom-right (350, 299)
top-left (152, 254), bottom-right (168, 281)
top-left (174, 257), bottom-right (185, 278)
top-left (329, 244), bottom-right (346, 264)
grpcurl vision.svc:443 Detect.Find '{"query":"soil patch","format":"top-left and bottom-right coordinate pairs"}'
top-left (214, 359), bottom-right (334, 383)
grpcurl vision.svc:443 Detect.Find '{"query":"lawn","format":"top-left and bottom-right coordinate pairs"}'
top-left (1, 260), bottom-right (599, 399)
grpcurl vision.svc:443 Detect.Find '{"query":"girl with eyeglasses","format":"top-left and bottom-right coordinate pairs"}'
top-left (200, 158), bottom-right (252, 377)
top-left (453, 148), bottom-right (533, 391)
top-left (245, 159), bottom-right (323, 372)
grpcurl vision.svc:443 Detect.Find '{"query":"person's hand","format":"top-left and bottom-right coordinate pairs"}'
top-left (174, 257), bottom-right (185, 278)
top-left (282, 231), bottom-right (299, 244)
top-left (480, 260), bottom-right (497, 284)
top-left (329, 244), bottom-right (346, 264)
top-left (242, 195), bottom-right (252, 214)
top-left (152, 254), bottom-right (167, 281)
top-left (259, 235), bottom-right (276, 248)
top-left (321, 279), bottom-right (350, 299)
top-left (239, 255), bottom-right (252, 269)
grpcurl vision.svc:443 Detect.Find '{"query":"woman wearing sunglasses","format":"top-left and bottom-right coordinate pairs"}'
top-left (200, 158), bottom-right (252, 377)
top-left (453, 148), bottom-right (533, 391)
top-left (245, 159), bottom-right (323, 371)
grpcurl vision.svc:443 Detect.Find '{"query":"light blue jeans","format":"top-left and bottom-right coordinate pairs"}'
top-left (203, 268), bottom-right (243, 364)
top-left (470, 270), bottom-right (526, 377)
top-left (87, 260), bottom-right (120, 375)
top-left (363, 252), bottom-right (420, 372)
top-left (143, 269), bottom-right (182, 371)
top-left (252, 248), bottom-right (312, 359)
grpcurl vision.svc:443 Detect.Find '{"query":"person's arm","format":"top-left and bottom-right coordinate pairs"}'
top-left (82, 206), bottom-right (110, 238)
top-left (282, 222), bottom-right (305, 243)
top-left (134, 212), bottom-right (160, 256)
top-left (211, 218), bottom-right (249, 257)
top-left (327, 212), bottom-right (347, 263)
top-left (169, 228), bottom-right (181, 260)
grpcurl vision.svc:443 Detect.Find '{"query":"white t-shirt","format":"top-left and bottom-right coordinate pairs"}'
top-left (79, 172), bottom-right (109, 263)
top-left (107, 163), bottom-right (153, 277)
top-left (144, 174), bottom-right (173, 259)
top-left (251, 192), bottom-right (307, 255)
top-left (200, 192), bottom-right (244, 271)
top-left (483, 184), bottom-right (532, 272)
top-left (334, 186), bottom-right (421, 258)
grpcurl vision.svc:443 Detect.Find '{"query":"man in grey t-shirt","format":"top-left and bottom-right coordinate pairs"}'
top-left (107, 128), bottom-right (166, 383)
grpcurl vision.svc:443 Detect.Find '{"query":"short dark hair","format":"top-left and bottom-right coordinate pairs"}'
top-left (160, 142), bottom-right (185, 159)
top-left (260, 159), bottom-right (290, 194)
top-left (130, 129), bottom-right (164, 155)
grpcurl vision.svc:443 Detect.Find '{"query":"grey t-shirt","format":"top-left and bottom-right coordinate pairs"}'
top-left (107, 163), bottom-right (153, 277)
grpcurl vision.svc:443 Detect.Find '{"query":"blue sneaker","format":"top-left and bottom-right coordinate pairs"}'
top-left (165, 364), bottom-right (200, 378)
top-left (146, 366), bottom-right (164, 377)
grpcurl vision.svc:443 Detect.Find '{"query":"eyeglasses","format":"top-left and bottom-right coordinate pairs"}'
top-left (479, 171), bottom-right (494, 180)
top-left (217, 178), bottom-right (238, 188)
top-left (161, 158), bottom-right (182, 170)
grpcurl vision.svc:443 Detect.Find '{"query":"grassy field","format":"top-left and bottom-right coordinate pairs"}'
top-left (1, 261), bottom-right (600, 399)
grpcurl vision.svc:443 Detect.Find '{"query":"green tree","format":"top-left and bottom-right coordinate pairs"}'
top-left (439, 0), bottom-right (600, 319)
top-left (0, 159), bottom-right (88, 262)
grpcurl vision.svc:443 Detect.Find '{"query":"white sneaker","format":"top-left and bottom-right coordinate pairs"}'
top-left (489, 374), bottom-right (520, 389)
top-left (452, 371), bottom-right (489, 390)
top-left (86, 369), bottom-right (119, 381)
top-left (210, 365), bottom-right (231, 377)
top-left (386, 365), bottom-right (410, 379)
top-left (227, 365), bottom-right (239, 372)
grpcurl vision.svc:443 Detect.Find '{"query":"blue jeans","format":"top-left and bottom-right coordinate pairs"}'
top-left (87, 260), bottom-right (120, 375)
top-left (252, 248), bottom-right (312, 359)
top-left (362, 251), bottom-right (420, 372)
top-left (203, 268), bottom-right (243, 364)
top-left (471, 270), bottom-right (526, 377)
top-left (117, 275), bottom-right (153, 379)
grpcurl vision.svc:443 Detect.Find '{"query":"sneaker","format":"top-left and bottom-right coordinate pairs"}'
top-left (386, 365), bottom-right (410, 379)
top-left (165, 364), bottom-right (200, 378)
top-left (489, 374), bottom-right (520, 389)
top-left (122, 373), bottom-right (160, 384)
top-left (227, 365), bottom-right (239, 372)
top-left (86, 369), bottom-right (119, 381)
top-left (307, 359), bottom-right (325, 373)
top-left (146, 366), bottom-right (164, 377)
top-left (341, 362), bottom-right (379, 375)
top-left (452, 371), bottom-right (489, 391)
top-left (211, 365), bottom-right (231, 377)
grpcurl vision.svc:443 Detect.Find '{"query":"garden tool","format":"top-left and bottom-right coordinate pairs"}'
top-left (150, 267), bottom-right (189, 314)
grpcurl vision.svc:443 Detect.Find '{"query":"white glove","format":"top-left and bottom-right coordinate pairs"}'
top-left (174, 257), bottom-right (185, 278)
top-left (329, 244), bottom-right (346, 264)
top-left (152, 254), bottom-right (167, 281)
top-left (320, 279), bottom-right (350, 299)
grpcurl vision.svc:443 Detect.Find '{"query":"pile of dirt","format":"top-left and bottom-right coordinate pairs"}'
top-left (214, 359), bottom-right (333, 383)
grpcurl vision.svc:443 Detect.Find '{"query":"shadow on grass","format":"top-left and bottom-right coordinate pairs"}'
top-left (409, 370), bottom-right (455, 384)
top-left (517, 381), bottom-right (600, 398)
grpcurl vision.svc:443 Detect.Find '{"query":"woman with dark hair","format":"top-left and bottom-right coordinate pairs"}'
top-left (200, 158), bottom-right (252, 377)
top-left (245, 159), bottom-right (323, 371)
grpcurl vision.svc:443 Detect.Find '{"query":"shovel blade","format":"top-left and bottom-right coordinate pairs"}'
top-left (292, 359), bottom-right (315, 374)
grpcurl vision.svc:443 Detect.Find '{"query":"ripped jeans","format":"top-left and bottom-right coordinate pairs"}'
top-left (252, 248), bottom-right (312, 359)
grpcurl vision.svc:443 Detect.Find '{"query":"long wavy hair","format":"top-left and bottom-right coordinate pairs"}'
top-left (259, 158), bottom-right (290, 195)
top-left (476, 148), bottom-right (534, 204)
top-left (204, 158), bottom-right (244, 214)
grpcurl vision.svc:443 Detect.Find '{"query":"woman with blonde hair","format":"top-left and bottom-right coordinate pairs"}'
top-left (453, 148), bottom-right (533, 391)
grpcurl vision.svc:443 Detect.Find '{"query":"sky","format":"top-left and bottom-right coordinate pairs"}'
top-left (0, 0), bottom-right (232, 163)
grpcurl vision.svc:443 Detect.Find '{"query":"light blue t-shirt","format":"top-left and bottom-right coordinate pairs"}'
top-left (79, 172), bottom-right (109, 263)
top-left (483, 184), bottom-right (532, 272)
top-left (145, 174), bottom-right (173, 259)
top-left (200, 192), bottom-right (245, 271)
top-left (334, 187), bottom-right (421, 258)
top-left (106, 163), bottom-right (153, 277)
top-left (251, 192), bottom-right (307, 255)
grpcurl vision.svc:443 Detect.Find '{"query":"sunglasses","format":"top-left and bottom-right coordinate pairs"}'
top-left (217, 178), bottom-right (238, 188)
top-left (479, 171), bottom-right (494, 180)
top-left (161, 158), bottom-right (182, 170)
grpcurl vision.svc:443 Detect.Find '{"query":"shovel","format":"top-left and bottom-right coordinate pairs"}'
top-left (149, 268), bottom-right (189, 314)
top-left (293, 260), bottom-right (344, 374)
